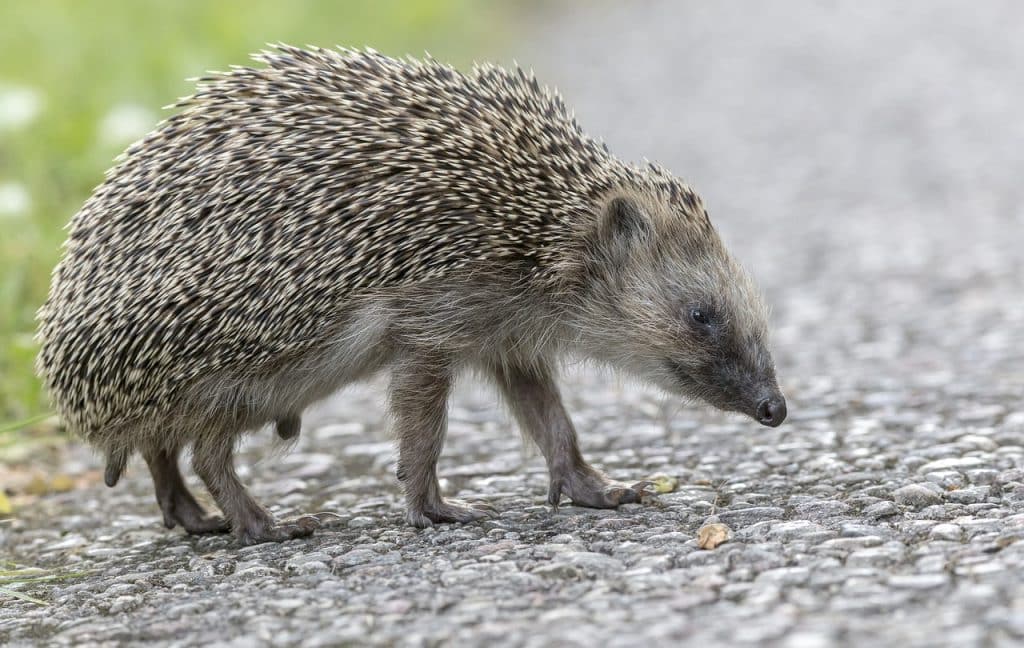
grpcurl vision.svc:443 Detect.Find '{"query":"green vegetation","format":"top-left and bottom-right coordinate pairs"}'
top-left (0, 0), bottom-right (504, 426)
top-left (0, 561), bottom-right (91, 605)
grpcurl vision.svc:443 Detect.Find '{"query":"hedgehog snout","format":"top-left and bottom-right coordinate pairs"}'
top-left (755, 394), bottom-right (787, 427)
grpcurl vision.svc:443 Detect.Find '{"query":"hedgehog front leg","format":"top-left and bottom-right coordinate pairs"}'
top-left (191, 434), bottom-right (319, 544)
top-left (492, 363), bottom-right (651, 510)
top-left (144, 447), bottom-right (229, 535)
top-left (391, 354), bottom-right (495, 527)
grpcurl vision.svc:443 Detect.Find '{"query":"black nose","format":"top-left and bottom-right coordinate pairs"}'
top-left (756, 396), bottom-right (787, 427)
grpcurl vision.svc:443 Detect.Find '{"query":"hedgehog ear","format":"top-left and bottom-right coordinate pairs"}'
top-left (596, 196), bottom-right (653, 256)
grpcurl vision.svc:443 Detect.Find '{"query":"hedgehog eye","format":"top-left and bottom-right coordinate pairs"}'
top-left (690, 308), bottom-right (710, 326)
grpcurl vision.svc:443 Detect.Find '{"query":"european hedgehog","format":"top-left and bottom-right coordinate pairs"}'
top-left (37, 46), bottom-right (786, 544)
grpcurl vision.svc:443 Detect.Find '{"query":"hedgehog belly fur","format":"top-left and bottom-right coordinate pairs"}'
top-left (184, 300), bottom-right (395, 437)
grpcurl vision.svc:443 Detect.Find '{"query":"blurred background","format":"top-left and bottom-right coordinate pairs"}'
top-left (0, 0), bottom-right (508, 427)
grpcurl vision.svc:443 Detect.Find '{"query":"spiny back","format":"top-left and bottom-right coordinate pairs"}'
top-left (36, 46), bottom-right (684, 435)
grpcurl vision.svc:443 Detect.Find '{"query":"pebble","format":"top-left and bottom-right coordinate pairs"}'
top-left (888, 574), bottom-right (949, 590)
top-left (928, 524), bottom-right (963, 541)
top-left (863, 501), bottom-right (899, 519)
top-left (918, 457), bottom-right (990, 473)
top-left (717, 507), bottom-right (786, 527)
top-left (893, 484), bottom-right (943, 508)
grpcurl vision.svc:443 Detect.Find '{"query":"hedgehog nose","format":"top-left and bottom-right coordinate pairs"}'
top-left (756, 396), bottom-right (787, 427)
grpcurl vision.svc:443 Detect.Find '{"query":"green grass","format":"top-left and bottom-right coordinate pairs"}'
top-left (0, 0), bottom-right (505, 427)
top-left (0, 561), bottom-right (91, 605)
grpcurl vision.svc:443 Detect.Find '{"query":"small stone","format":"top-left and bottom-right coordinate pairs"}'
top-left (43, 535), bottom-right (88, 551)
top-left (833, 471), bottom-right (883, 484)
top-left (532, 562), bottom-right (582, 580)
top-left (965, 469), bottom-right (999, 485)
top-left (957, 434), bottom-right (997, 451)
top-left (793, 499), bottom-right (852, 519)
top-left (755, 566), bottom-right (810, 586)
top-left (564, 552), bottom-right (624, 576)
top-left (917, 457), bottom-right (988, 473)
top-left (767, 520), bottom-right (834, 543)
top-left (717, 507), bottom-right (785, 527)
top-left (928, 524), bottom-right (962, 541)
top-left (231, 565), bottom-right (280, 581)
top-left (945, 487), bottom-right (989, 505)
top-left (107, 595), bottom-right (140, 614)
top-left (820, 536), bottom-right (884, 551)
top-left (888, 574), bottom-right (949, 590)
top-left (840, 524), bottom-right (886, 538)
top-left (293, 560), bottom-right (330, 574)
top-left (864, 501), bottom-right (900, 519)
top-left (893, 484), bottom-right (943, 508)
top-left (959, 518), bottom-right (1003, 537)
top-left (285, 552), bottom-right (331, 572)
top-left (845, 546), bottom-right (900, 568)
top-left (439, 568), bottom-right (485, 586)
top-left (270, 598), bottom-right (306, 611)
top-left (924, 470), bottom-right (965, 489)
top-left (331, 548), bottom-right (377, 568)
top-left (347, 516), bottom-right (375, 529)
top-left (781, 631), bottom-right (835, 648)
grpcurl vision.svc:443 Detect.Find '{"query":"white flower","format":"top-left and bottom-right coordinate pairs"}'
top-left (0, 85), bottom-right (42, 131)
top-left (99, 103), bottom-right (157, 146)
top-left (0, 182), bottom-right (30, 217)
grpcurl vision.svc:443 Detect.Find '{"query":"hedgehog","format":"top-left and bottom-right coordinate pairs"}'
top-left (36, 45), bottom-right (787, 544)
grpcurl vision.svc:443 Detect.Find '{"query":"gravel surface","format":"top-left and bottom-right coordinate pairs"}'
top-left (4, 2), bottom-right (1024, 646)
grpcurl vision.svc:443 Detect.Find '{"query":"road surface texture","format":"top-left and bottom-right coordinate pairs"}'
top-left (3, 2), bottom-right (1024, 646)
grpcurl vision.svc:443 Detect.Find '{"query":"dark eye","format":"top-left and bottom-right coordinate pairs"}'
top-left (690, 308), bottom-right (710, 326)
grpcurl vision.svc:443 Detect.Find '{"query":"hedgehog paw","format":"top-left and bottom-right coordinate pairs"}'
top-left (237, 515), bottom-right (321, 545)
top-left (181, 513), bottom-right (231, 535)
top-left (553, 465), bottom-right (654, 510)
top-left (406, 499), bottom-right (495, 527)
top-left (157, 490), bottom-right (230, 535)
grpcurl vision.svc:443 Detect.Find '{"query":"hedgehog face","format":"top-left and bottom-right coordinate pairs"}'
top-left (577, 193), bottom-right (786, 427)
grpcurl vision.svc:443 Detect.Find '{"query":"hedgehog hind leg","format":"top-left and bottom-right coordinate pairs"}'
top-left (191, 432), bottom-right (319, 545)
top-left (144, 446), bottom-right (229, 535)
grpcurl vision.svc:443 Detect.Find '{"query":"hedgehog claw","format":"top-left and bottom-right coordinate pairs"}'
top-left (406, 499), bottom-right (494, 527)
top-left (146, 447), bottom-right (230, 536)
top-left (156, 490), bottom-right (230, 535)
top-left (238, 515), bottom-right (320, 545)
top-left (547, 477), bottom-right (565, 511)
top-left (551, 465), bottom-right (656, 510)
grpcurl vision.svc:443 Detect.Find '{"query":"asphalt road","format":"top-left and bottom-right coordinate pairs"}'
top-left (3, 2), bottom-right (1024, 646)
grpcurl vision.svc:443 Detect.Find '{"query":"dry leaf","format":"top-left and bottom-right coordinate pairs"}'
top-left (697, 523), bottom-right (731, 550)
top-left (0, 491), bottom-right (11, 516)
top-left (646, 473), bottom-right (679, 494)
top-left (49, 474), bottom-right (75, 493)
top-left (25, 475), bottom-right (49, 496)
